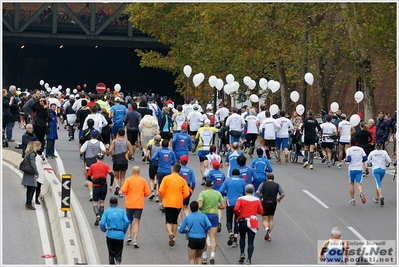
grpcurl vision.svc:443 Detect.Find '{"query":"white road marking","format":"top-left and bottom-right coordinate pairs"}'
top-left (302, 190), bottom-right (329, 209)
top-left (347, 226), bottom-right (366, 241)
top-left (3, 161), bottom-right (54, 265)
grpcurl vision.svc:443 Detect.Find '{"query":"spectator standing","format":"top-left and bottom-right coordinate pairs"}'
top-left (376, 109), bottom-right (389, 150)
top-left (46, 103), bottom-right (59, 159)
top-left (367, 119), bottom-right (376, 152)
top-left (21, 124), bottom-right (39, 158)
top-left (100, 197), bottom-right (130, 265)
top-left (34, 141), bottom-right (46, 205)
top-left (32, 97), bottom-right (51, 153)
top-left (5, 85), bottom-right (19, 142)
top-left (21, 141), bottom-right (40, 210)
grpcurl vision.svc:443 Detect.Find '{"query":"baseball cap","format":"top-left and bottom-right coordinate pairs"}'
top-left (205, 179), bottom-right (214, 187)
top-left (180, 155), bottom-right (188, 164)
top-left (181, 123), bottom-right (188, 130)
top-left (168, 104), bottom-right (173, 109)
top-left (204, 119), bottom-right (211, 125)
top-left (206, 104), bottom-right (212, 110)
top-left (193, 104), bottom-right (199, 110)
top-left (91, 129), bottom-right (99, 137)
top-left (341, 113), bottom-right (347, 118)
top-left (114, 97), bottom-right (121, 102)
top-left (96, 153), bottom-right (104, 160)
top-left (212, 160), bottom-right (220, 168)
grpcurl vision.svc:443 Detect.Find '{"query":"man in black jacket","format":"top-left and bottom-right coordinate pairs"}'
top-left (5, 85), bottom-right (19, 142)
top-left (21, 124), bottom-right (44, 159)
top-left (376, 109), bottom-right (389, 150)
top-left (22, 89), bottom-right (41, 124)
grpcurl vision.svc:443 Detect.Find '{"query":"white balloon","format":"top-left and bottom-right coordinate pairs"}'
top-left (243, 76), bottom-right (251, 85)
top-left (224, 84), bottom-right (231, 95)
top-left (193, 74), bottom-right (201, 87)
top-left (231, 81), bottom-right (240, 92)
top-left (66, 88), bottom-right (71, 93)
top-left (270, 81), bottom-right (280, 93)
top-left (304, 72), bottom-right (314, 85)
top-left (198, 73), bottom-right (205, 84)
top-left (183, 65), bottom-right (192, 77)
top-left (268, 80), bottom-right (275, 90)
top-left (208, 75), bottom-right (217, 87)
top-left (296, 104), bottom-right (305, 115)
top-left (73, 89), bottom-right (78, 94)
top-left (259, 78), bottom-right (268, 90)
top-left (39, 80), bottom-right (44, 86)
top-left (58, 85), bottom-right (62, 90)
top-left (46, 87), bottom-right (51, 92)
top-left (354, 91), bottom-right (364, 103)
top-left (350, 114), bottom-right (361, 127)
top-left (269, 104), bottom-right (279, 115)
top-left (44, 83), bottom-right (49, 89)
top-left (226, 74), bottom-right (235, 84)
top-left (75, 93), bottom-right (79, 98)
top-left (114, 84), bottom-right (121, 92)
top-left (249, 80), bottom-right (256, 90)
top-left (249, 94), bottom-right (259, 103)
top-left (216, 78), bottom-right (224, 91)
top-left (330, 102), bottom-right (339, 112)
top-left (290, 91), bottom-right (300, 102)
top-left (52, 86), bottom-right (56, 90)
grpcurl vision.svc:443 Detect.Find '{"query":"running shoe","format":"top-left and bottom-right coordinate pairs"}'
top-left (267, 235), bottom-right (272, 242)
top-left (232, 242), bottom-right (238, 248)
top-left (126, 236), bottom-right (132, 244)
top-left (89, 195), bottom-right (93, 202)
top-left (227, 232), bottom-right (234, 246)
top-left (373, 197), bottom-right (379, 203)
top-left (362, 173), bottom-right (366, 177)
top-left (337, 162), bottom-right (342, 168)
top-left (201, 178), bottom-right (206, 186)
top-left (210, 257), bottom-right (215, 265)
top-left (327, 162), bottom-right (331, 167)
top-left (106, 148), bottom-right (110, 156)
top-left (264, 229), bottom-right (270, 241)
top-left (309, 165), bottom-right (313, 170)
top-left (321, 155), bottom-right (327, 163)
top-left (202, 257), bottom-right (207, 264)
top-left (380, 197), bottom-right (385, 206)
top-left (285, 154), bottom-right (289, 163)
top-left (142, 156), bottom-right (146, 162)
top-left (94, 215), bottom-right (100, 226)
top-left (303, 161), bottom-right (309, 168)
top-left (114, 186), bottom-right (120, 196)
top-left (217, 223), bottom-right (222, 233)
top-left (149, 190), bottom-right (155, 200)
top-left (155, 196), bottom-right (159, 202)
top-left (274, 150), bottom-right (279, 159)
top-left (84, 181), bottom-right (88, 187)
top-left (168, 233), bottom-right (175, 246)
top-left (118, 192), bottom-right (123, 198)
top-left (276, 159), bottom-right (281, 164)
top-left (239, 254), bottom-right (246, 263)
top-left (360, 193), bottom-right (366, 204)
top-left (133, 241), bottom-right (139, 248)
top-left (246, 259), bottom-right (252, 265)
top-left (365, 168), bottom-right (369, 175)
top-left (349, 199), bottom-right (355, 206)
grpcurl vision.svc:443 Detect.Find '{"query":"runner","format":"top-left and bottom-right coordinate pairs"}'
top-left (319, 227), bottom-right (350, 265)
top-left (250, 148), bottom-right (273, 197)
top-left (203, 145), bottom-right (223, 185)
top-left (259, 111), bottom-right (280, 160)
top-left (146, 135), bottom-right (163, 201)
top-left (337, 114), bottom-right (355, 168)
top-left (196, 119), bottom-right (219, 182)
top-left (225, 142), bottom-right (244, 177)
top-left (187, 104), bottom-right (205, 154)
top-left (236, 155), bottom-right (258, 186)
top-left (320, 115), bottom-right (338, 167)
top-left (301, 110), bottom-right (322, 170)
top-left (244, 109), bottom-right (259, 157)
top-left (172, 123), bottom-right (192, 164)
top-left (275, 110), bottom-right (293, 163)
top-left (346, 139), bottom-right (367, 206)
top-left (178, 155), bottom-right (196, 227)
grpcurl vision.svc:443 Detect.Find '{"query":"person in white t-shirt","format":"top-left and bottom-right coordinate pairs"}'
top-left (259, 111), bottom-right (281, 160)
top-left (244, 109), bottom-right (259, 157)
top-left (225, 107), bottom-right (246, 147)
top-left (320, 115), bottom-right (338, 167)
top-left (366, 144), bottom-right (392, 206)
top-left (337, 114), bottom-right (355, 168)
top-left (275, 110), bottom-right (294, 163)
top-left (215, 102), bottom-right (230, 123)
top-left (187, 104), bottom-right (205, 153)
top-left (346, 140), bottom-right (367, 206)
top-left (256, 104), bottom-right (267, 149)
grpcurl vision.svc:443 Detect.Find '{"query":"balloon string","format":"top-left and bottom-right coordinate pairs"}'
top-left (310, 85), bottom-right (313, 110)
top-left (348, 103), bottom-right (358, 117)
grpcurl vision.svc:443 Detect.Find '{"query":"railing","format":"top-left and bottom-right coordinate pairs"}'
top-left (3, 7), bottom-right (129, 28)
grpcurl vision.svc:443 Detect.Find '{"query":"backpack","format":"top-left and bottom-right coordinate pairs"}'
top-left (207, 113), bottom-right (215, 127)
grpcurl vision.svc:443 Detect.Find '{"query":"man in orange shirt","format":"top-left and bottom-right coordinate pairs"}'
top-left (159, 164), bottom-right (190, 247)
top-left (121, 166), bottom-right (151, 248)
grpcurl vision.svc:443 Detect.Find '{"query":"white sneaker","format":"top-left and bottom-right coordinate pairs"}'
top-left (349, 199), bottom-right (355, 206)
top-left (373, 197), bottom-right (379, 203)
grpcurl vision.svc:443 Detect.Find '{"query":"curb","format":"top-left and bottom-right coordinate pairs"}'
top-left (3, 149), bottom-right (84, 265)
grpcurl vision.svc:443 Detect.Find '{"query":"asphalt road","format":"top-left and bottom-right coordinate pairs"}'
top-left (4, 124), bottom-right (397, 265)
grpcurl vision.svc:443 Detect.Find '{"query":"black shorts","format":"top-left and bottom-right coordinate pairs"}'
top-left (264, 139), bottom-right (276, 148)
top-left (164, 207), bottom-right (181, 224)
top-left (321, 142), bottom-right (334, 149)
top-left (183, 191), bottom-right (192, 206)
top-left (304, 136), bottom-right (317, 146)
top-left (188, 237), bottom-right (206, 250)
top-left (113, 163), bottom-right (128, 171)
top-left (157, 172), bottom-right (169, 186)
top-left (199, 156), bottom-right (207, 162)
top-left (160, 132), bottom-right (172, 141)
top-left (262, 201), bottom-right (277, 216)
top-left (93, 184), bottom-right (108, 201)
top-left (127, 129), bottom-right (139, 144)
top-left (149, 166), bottom-right (157, 179)
top-left (189, 130), bottom-right (198, 137)
top-left (125, 208), bottom-right (143, 221)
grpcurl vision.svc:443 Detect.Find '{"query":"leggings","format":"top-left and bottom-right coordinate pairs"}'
top-left (106, 237), bottom-right (124, 264)
top-left (226, 206), bottom-right (238, 234)
top-left (238, 221), bottom-right (256, 260)
top-left (373, 168), bottom-right (385, 189)
top-left (246, 134), bottom-right (258, 148)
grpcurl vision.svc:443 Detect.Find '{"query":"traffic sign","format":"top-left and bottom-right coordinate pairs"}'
top-left (61, 174), bottom-right (71, 211)
top-left (96, 83), bottom-right (106, 93)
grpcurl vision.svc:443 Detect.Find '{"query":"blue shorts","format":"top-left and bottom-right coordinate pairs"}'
top-left (339, 141), bottom-right (350, 146)
top-left (206, 213), bottom-right (219, 228)
top-left (349, 170), bottom-right (363, 183)
top-left (276, 137), bottom-right (289, 150)
top-left (373, 168), bottom-right (385, 189)
top-left (230, 135), bottom-right (240, 145)
top-left (259, 132), bottom-right (264, 138)
top-left (176, 152), bottom-right (188, 161)
top-left (112, 122), bottom-right (125, 136)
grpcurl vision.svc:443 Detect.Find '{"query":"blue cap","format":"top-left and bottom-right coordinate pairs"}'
top-left (91, 129), bottom-right (99, 137)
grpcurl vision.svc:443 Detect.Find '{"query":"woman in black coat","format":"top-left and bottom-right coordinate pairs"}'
top-left (32, 97), bottom-right (51, 152)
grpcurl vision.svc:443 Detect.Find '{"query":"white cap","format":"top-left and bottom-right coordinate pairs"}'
top-left (114, 97), bottom-right (121, 102)
top-left (168, 104), bottom-right (173, 109)
top-left (206, 104), bottom-right (212, 110)
top-left (204, 119), bottom-right (211, 125)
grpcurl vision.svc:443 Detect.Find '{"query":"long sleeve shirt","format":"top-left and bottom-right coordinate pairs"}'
top-left (121, 174), bottom-right (151, 209)
top-left (100, 206), bottom-right (130, 240)
top-left (151, 147), bottom-right (176, 174)
top-left (219, 176), bottom-right (246, 206)
top-left (234, 195), bottom-right (264, 222)
top-left (159, 172), bottom-right (190, 209)
top-left (179, 164), bottom-right (196, 191)
top-left (178, 211), bottom-right (211, 238)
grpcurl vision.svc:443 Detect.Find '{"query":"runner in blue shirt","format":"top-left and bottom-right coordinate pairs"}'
top-left (225, 142), bottom-right (244, 177)
top-left (172, 123), bottom-right (193, 163)
top-left (236, 155), bottom-right (258, 186)
top-left (178, 155), bottom-right (196, 225)
top-left (250, 148), bottom-right (273, 195)
top-left (110, 97), bottom-right (128, 137)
